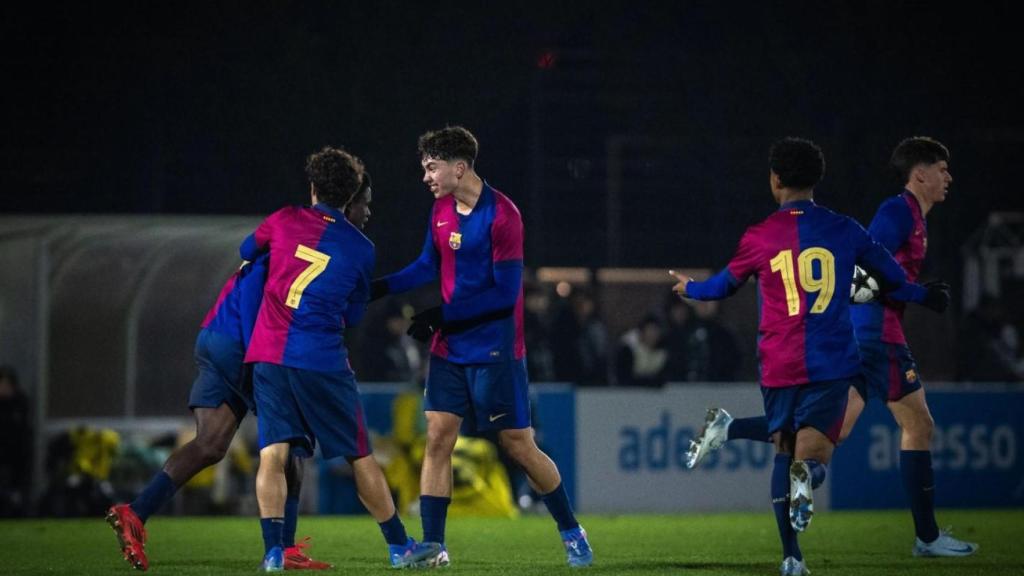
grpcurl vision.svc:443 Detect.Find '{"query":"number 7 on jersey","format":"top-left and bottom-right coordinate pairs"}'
top-left (286, 245), bottom-right (331, 309)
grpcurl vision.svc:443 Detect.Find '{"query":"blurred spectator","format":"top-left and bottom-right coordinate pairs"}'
top-left (550, 287), bottom-right (609, 385)
top-left (0, 365), bottom-right (31, 517)
top-left (958, 294), bottom-right (1024, 382)
top-left (523, 277), bottom-right (556, 381)
top-left (615, 314), bottom-right (669, 387)
top-left (358, 299), bottom-right (424, 384)
top-left (39, 426), bottom-right (119, 517)
top-left (662, 295), bottom-right (742, 382)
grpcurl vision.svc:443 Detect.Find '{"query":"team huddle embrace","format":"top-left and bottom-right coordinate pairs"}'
top-left (105, 126), bottom-right (592, 572)
top-left (105, 130), bottom-right (977, 575)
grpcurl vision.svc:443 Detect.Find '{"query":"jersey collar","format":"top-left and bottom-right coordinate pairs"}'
top-left (778, 199), bottom-right (815, 211)
top-left (313, 202), bottom-right (345, 221)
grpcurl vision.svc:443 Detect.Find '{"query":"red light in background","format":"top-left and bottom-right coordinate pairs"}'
top-left (537, 50), bottom-right (557, 70)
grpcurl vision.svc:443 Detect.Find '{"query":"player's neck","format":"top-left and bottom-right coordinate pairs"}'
top-left (904, 185), bottom-right (933, 217)
top-left (777, 188), bottom-right (813, 206)
top-left (453, 172), bottom-right (484, 214)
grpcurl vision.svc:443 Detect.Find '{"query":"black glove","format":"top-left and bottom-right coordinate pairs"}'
top-left (443, 306), bottom-right (514, 335)
top-left (407, 306), bottom-right (445, 342)
top-left (921, 280), bottom-right (951, 313)
top-left (370, 279), bottom-right (389, 302)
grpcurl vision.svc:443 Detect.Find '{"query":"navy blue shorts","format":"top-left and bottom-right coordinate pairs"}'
top-left (424, 356), bottom-right (531, 432)
top-left (761, 377), bottom-right (854, 444)
top-left (188, 329), bottom-right (251, 422)
top-left (856, 340), bottom-right (923, 402)
top-left (252, 362), bottom-right (371, 460)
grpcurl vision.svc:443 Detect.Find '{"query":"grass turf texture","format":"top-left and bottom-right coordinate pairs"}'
top-left (2, 510), bottom-right (1019, 575)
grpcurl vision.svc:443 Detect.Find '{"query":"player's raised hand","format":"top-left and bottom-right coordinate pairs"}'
top-left (669, 270), bottom-right (692, 299)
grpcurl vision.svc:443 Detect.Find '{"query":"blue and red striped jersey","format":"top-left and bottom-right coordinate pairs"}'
top-left (850, 190), bottom-right (927, 344)
top-left (383, 182), bottom-right (525, 364)
top-left (241, 203), bottom-right (374, 372)
top-left (686, 199), bottom-right (924, 388)
top-left (201, 255), bottom-right (268, 347)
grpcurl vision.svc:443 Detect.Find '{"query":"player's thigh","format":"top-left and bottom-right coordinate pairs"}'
top-left (838, 386), bottom-right (866, 444)
top-left (252, 363), bottom-right (313, 454)
top-left (424, 356), bottom-right (473, 422)
top-left (861, 341), bottom-right (923, 402)
top-left (792, 378), bottom-right (851, 447)
top-left (467, 358), bottom-right (531, 432)
top-left (289, 368), bottom-right (372, 461)
top-left (761, 385), bottom-right (799, 439)
top-left (189, 330), bottom-right (249, 422)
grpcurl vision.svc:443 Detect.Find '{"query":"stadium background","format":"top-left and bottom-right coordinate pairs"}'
top-left (1, 0), bottom-right (1023, 564)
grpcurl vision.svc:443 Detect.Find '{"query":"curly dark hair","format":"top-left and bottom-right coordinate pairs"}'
top-left (305, 146), bottom-right (365, 209)
top-left (769, 137), bottom-right (825, 190)
top-left (890, 136), bottom-right (950, 184)
top-left (417, 126), bottom-right (478, 167)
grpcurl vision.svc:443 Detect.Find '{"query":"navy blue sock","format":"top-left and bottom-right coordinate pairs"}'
top-left (900, 450), bottom-right (939, 542)
top-left (379, 512), bottom-right (409, 546)
top-left (728, 416), bottom-right (770, 442)
top-left (420, 495), bottom-right (451, 544)
top-left (283, 497), bottom-right (299, 548)
top-left (260, 517), bottom-right (285, 554)
top-left (130, 471), bottom-right (177, 523)
top-left (771, 454), bottom-right (801, 561)
top-left (540, 482), bottom-right (580, 532)
top-left (804, 459), bottom-right (827, 489)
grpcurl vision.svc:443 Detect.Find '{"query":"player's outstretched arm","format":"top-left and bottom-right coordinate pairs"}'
top-left (675, 266), bottom-right (741, 297)
top-left (374, 226), bottom-right (438, 299)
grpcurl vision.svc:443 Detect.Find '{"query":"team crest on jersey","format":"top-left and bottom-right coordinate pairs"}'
top-left (449, 232), bottom-right (462, 250)
top-left (905, 368), bottom-right (918, 383)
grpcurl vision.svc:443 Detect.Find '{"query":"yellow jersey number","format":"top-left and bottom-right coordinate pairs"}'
top-left (768, 247), bottom-right (836, 316)
top-left (286, 245), bottom-right (331, 309)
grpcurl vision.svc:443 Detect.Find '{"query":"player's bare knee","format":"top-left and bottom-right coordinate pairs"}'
top-left (424, 428), bottom-right (457, 459)
top-left (498, 431), bottom-right (537, 466)
top-left (259, 444), bottom-right (290, 471)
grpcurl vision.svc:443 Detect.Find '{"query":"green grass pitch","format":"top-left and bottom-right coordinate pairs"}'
top-left (3, 510), bottom-right (1020, 575)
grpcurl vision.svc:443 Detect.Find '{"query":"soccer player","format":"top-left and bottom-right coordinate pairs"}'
top-left (103, 174), bottom-right (376, 572)
top-left (370, 126), bottom-right (593, 568)
top-left (241, 149), bottom-right (430, 572)
top-left (670, 138), bottom-right (948, 576)
top-left (684, 137), bottom-right (977, 558)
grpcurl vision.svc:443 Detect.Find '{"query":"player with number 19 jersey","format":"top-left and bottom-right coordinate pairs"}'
top-left (685, 199), bottom-right (927, 388)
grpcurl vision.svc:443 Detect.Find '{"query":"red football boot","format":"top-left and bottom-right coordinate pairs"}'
top-left (106, 504), bottom-right (149, 571)
top-left (284, 537), bottom-right (333, 570)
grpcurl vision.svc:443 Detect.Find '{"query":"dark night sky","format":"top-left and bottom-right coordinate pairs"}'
top-left (2, 1), bottom-right (1021, 273)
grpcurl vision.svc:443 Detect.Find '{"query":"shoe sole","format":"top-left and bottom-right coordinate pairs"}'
top-left (105, 509), bottom-right (147, 571)
top-left (687, 408), bottom-right (729, 469)
top-left (789, 461), bottom-right (813, 533)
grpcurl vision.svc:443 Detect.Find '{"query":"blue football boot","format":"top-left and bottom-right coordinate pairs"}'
top-left (560, 526), bottom-right (593, 568)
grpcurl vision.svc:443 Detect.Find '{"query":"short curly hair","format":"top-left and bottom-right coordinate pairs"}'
top-left (418, 126), bottom-right (478, 167)
top-left (305, 146), bottom-right (365, 209)
top-left (769, 137), bottom-right (825, 190)
top-left (890, 137), bottom-right (949, 184)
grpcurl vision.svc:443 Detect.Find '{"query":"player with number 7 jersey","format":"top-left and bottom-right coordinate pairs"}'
top-left (241, 202), bottom-right (373, 373)
top-left (242, 150), bottom-right (429, 572)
